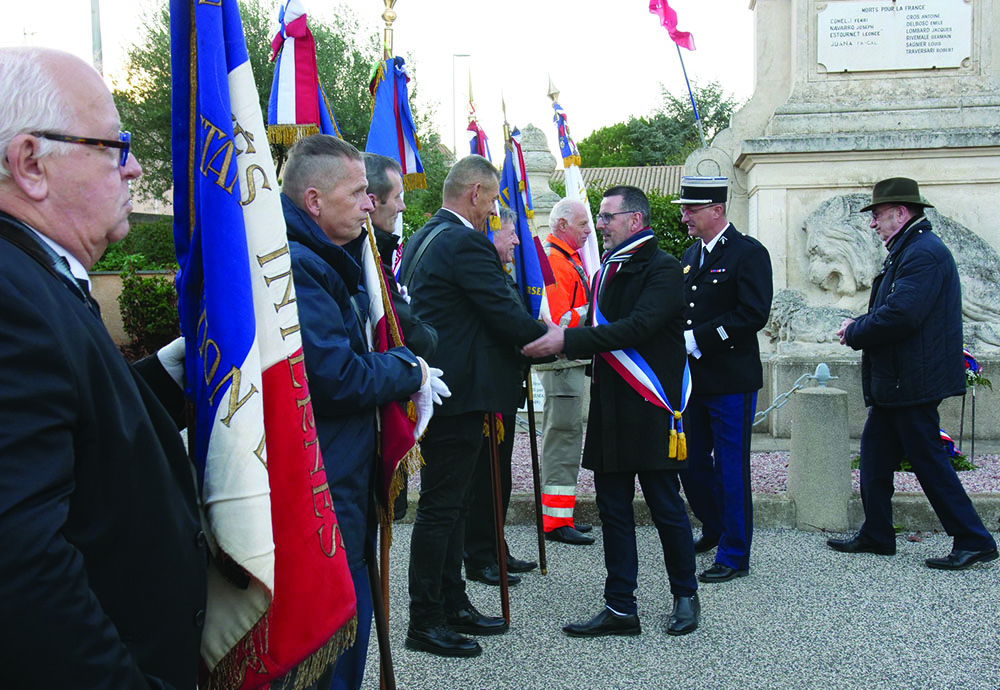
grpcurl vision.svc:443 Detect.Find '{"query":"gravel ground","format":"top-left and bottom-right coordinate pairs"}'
top-left (410, 432), bottom-right (1000, 496)
top-left (362, 525), bottom-right (1000, 690)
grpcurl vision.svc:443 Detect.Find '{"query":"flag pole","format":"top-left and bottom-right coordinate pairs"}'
top-left (378, 6), bottom-right (397, 690)
top-left (675, 43), bottom-right (707, 149)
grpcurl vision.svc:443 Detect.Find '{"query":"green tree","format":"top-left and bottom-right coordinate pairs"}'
top-left (576, 82), bottom-right (740, 168)
top-left (113, 0), bottom-right (379, 201)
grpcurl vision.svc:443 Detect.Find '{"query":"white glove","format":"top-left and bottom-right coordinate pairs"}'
top-left (410, 366), bottom-right (451, 440)
top-left (684, 330), bottom-right (702, 359)
top-left (398, 284), bottom-right (412, 304)
top-left (157, 337), bottom-right (186, 388)
top-left (428, 367), bottom-right (451, 405)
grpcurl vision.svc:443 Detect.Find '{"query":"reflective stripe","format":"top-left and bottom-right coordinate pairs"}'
top-left (542, 485), bottom-right (577, 496)
top-left (542, 506), bottom-right (574, 518)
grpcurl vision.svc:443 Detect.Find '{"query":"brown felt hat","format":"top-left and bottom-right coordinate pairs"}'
top-left (860, 177), bottom-right (934, 213)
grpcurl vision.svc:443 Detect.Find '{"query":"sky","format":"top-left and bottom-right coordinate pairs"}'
top-left (2, 0), bottom-right (756, 159)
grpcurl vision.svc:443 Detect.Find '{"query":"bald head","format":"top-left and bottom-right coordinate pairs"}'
top-left (0, 48), bottom-right (141, 268)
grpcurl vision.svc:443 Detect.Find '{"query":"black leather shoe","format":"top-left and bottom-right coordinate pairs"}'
top-left (827, 532), bottom-right (896, 556)
top-left (405, 624), bottom-right (482, 657)
top-left (506, 555), bottom-right (538, 573)
top-left (693, 535), bottom-right (719, 553)
top-left (925, 548), bottom-right (998, 570)
top-left (575, 523), bottom-right (593, 533)
top-left (698, 563), bottom-right (749, 583)
top-left (466, 564), bottom-right (521, 586)
top-left (445, 604), bottom-right (509, 636)
top-left (545, 526), bottom-right (595, 545)
top-left (667, 594), bottom-right (700, 636)
top-left (562, 608), bottom-right (641, 638)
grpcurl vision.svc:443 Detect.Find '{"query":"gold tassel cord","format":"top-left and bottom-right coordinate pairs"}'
top-left (402, 171), bottom-right (427, 192)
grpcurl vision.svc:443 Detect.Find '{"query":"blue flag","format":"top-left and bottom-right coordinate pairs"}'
top-left (170, 1), bottom-right (357, 685)
top-left (499, 128), bottom-right (544, 318)
top-left (365, 56), bottom-right (426, 191)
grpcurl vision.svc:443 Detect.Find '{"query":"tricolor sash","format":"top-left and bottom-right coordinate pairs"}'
top-left (591, 231), bottom-right (692, 459)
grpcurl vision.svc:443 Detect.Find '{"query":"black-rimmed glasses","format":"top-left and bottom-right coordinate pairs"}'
top-left (31, 131), bottom-right (131, 167)
top-left (596, 210), bottom-right (636, 224)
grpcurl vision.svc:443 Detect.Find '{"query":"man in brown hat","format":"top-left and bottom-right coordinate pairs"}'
top-left (829, 177), bottom-right (997, 570)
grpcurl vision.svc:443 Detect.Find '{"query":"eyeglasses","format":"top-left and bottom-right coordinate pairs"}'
top-left (596, 210), bottom-right (636, 224)
top-left (680, 204), bottom-right (719, 215)
top-left (31, 130), bottom-right (131, 167)
top-left (869, 206), bottom-right (898, 222)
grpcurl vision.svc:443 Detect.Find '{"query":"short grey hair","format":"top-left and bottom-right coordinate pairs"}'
top-left (550, 197), bottom-right (588, 225)
top-left (497, 205), bottom-right (517, 226)
top-left (364, 152), bottom-right (403, 203)
top-left (282, 134), bottom-right (362, 207)
top-left (442, 154), bottom-right (498, 202)
top-left (0, 48), bottom-right (75, 182)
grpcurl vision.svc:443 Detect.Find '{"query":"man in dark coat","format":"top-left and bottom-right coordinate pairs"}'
top-left (675, 176), bottom-right (773, 584)
top-left (400, 155), bottom-right (547, 658)
top-left (363, 153), bottom-right (438, 521)
top-left (281, 135), bottom-right (429, 689)
top-left (524, 185), bottom-right (700, 638)
top-left (463, 206), bottom-right (538, 586)
top-left (829, 177), bottom-right (997, 569)
top-left (0, 47), bottom-right (206, 689)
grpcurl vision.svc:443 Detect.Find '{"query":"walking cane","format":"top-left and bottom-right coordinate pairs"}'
top-left (487, 413), bottom-right (511, 624)
top-left (524, 369), bottom-right (548, 575)
top-left (367, 536), bottom-right (396, 690)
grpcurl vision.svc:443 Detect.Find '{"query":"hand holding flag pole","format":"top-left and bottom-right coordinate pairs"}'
top-left (648, 0), bottom-right (707, 149)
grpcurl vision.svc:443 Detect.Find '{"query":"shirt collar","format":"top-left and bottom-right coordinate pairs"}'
top-left (441, 207), bottom-right (474, 229)
top-left (701, 223), bottom-right (730, 255)
top-left (27, 228), bottom-right (91, 287)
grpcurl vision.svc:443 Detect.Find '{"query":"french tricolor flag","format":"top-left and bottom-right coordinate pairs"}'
top-left (267, 0), bottom-right (341, 143)
top-left (170, 1), bottom-right (356, 687)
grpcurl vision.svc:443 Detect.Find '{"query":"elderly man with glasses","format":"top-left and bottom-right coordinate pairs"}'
top-left (674, 176), bottom-right (773, 585)
top-left (0, 47), bottom-right (206, 689)
top-left (828, 177), bottom-right (997, 570)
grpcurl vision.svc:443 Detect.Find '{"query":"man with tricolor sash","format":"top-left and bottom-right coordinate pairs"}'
top-left (524, 185), bottom-right (700, 638)
top-left (674, 176), bottom-right (773, 584)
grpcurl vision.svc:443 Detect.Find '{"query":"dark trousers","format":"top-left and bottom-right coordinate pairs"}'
top-left (408, 411), bottom-right (484, 626)
top-left (859, 401), bottom-right (996, 552)
top-left (464, 412), bottom-right (514, 571)
top-left (594, 470), bottom-right (697, 615)
top-left (680, 392), bottom-right (756, 571)
top-left (328, 563), bottom-right (373, 690)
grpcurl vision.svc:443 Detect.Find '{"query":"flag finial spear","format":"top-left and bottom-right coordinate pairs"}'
top-left (381, 0), bottom-right (397, 59)
top-left (547, 76), bottom-right (559, 102)
top-left (502, 92), bottom-right (511, 149)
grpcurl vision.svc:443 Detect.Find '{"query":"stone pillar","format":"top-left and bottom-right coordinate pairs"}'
top-left (788, 386), bottom-right (850, 531)
top-left (518, 123), bottom-right (559, 238)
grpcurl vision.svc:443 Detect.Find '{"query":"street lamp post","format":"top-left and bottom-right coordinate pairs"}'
top-left (452, 53), bottom-right (470, 156)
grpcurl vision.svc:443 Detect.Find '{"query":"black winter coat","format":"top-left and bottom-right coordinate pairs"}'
top-left (845, 216), bottom-right (965, 407)
top-left (563, 235), bottom-right (688, 473)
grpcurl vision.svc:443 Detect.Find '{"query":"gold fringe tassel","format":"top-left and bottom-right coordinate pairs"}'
top-left (377, 444), bottom-right (424, 547)
top-left (205, 614), bottom-right (358, 690)
top-left (266, 124), bottom-right (319, 147)
top-left (677, 432), bottom-right (687, 461)
top-left (669, 428), bottom-right (678, 459)
top-left (481, 413), bottom-right (504, 442)
top-left (563, 154), bottom-right (582, 168)
top-left (402, 171), bottom-right (427, 192)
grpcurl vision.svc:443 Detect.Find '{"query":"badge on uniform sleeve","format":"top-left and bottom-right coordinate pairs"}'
top-left (683, 265), bottom-right (691, 274)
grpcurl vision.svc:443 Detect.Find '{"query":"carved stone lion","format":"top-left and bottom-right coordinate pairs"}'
top-left (800, 194), bottom-right (1000, 350)
top-left (764, 289), bottom-right (856, 349)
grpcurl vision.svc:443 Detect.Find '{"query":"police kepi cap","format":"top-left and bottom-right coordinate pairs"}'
top-left (860, 177), bottom-right (934, 213)
top-left (672, 176), bottom-right (729, 205)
